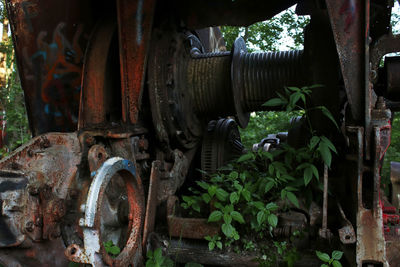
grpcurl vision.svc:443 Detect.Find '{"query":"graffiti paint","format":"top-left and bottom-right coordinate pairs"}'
top-left (22, 22), bottom-right (84, 133)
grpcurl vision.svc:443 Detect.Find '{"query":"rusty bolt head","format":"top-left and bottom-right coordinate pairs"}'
top-left (25, 221), bottom-right (34, 232)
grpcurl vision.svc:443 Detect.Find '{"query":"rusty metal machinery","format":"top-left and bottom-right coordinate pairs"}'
top-left (1, 0), bottom-right (400, 266)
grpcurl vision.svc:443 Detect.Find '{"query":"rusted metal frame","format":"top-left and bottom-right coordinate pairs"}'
top-left (0, 133), bottom-right (81, 265)
top-left (325, 0), bottom-right (366, 123)
top-left (356, 125), bottom-right (388, 266)
top-left (142, 160), bottom-right (161, 251)
top-left (337, 201), bottom-right (356, 244)
top-left (116, 0), bottom-right (155, 124)
top-left (371, 34), bottom-right (400, 78)
top-left (5, 0), bottom-right (92, 135)
top-left (78, 20), bottom-right (116, 130)
top-left (365, 0), bottom-right (374, 161)
top-left (166, 196), bottom-right (219, 239)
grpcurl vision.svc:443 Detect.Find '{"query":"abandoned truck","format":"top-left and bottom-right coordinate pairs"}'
top-left (1, 0), bottom-right (400, 266)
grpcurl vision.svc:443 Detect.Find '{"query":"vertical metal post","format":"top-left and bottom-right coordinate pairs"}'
top-left (116, 0), bottom-right (155, 124)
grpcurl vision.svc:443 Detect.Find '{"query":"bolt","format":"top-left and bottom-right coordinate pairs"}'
top-left (25, 221), bottom-right (34, 232)
top-left (79, 218), bottom-right (85, 227)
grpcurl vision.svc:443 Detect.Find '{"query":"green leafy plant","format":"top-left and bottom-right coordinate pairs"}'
top-left (205, 235), bottom-right (223, 251)
top-left (315, 250), bottom-right (343, 267)
top-left (180, 85), bottom-right (338, 266)
top-left (145, 248), bottom-right (174, 267)
top-left (103, 241), bottom-right (121, 258)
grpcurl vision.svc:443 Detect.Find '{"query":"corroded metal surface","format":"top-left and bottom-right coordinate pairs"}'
top-left (5, 0), bottom-right (93, 135)
top-left (78, 19), bottom-right (116, 130)
top-left (325, 0), bottom-right (365, 122)
top-left (167, 196), bottom-right (219, 239)
top-left (66, 157), bottom-right (145, 266)
top-left (117, 0), bottom-right (155, 124)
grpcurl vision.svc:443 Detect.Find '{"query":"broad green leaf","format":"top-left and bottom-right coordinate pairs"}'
top-left (223, 213), bottom-right (232, 224)
top-left (257, 211), bottom-right (266, 225)
top-left (286, 191), bottom-right (299, 208)
top-left (196, 181), bottom-right (209, 190)
top-left (304, 167), bottom-right (313, 186)
top-left (321, 136), bottom-right (337, 154)
top-left (229, 171), bottom-right (239, 179)
top-left (267, 213), bottom-right (278, 227)
top-left (192, 202), bottom-right (200, 213)
top-left (261, 151), bottom-right (274, 160)
top-left (242, 189), bottom-right (251, 201)
top-left (266, 202), bottom-right (278, 211)
top-left (310, 164), bottom-right (319, 180)
top-left (221, 223), bottom-right (234, 237)
top-left (154, 248), bottom-right (163, 262)
top-left (253, 201), bottom-right (265, 210)
top-left (331, 251), bottom-right (343, 260)
top-left (216, 188), bottom-right (229, 201)
top-left (281, 189), bottom-right (287, 199)
top-left (309, 136), bottom-right (320, 149)
top-left (237, 153), bottom-right (254, 163)
top-left (268, 164), bottom-right (275, 175)
top-left (231, 211), bottom-right (245, 224)
top-left (208, 185), bottom-right (217, 197)
top-left (208, 210), bottom-right (222, 222)
top-left (208, 242), bottom-right (215, 251)
top-left (321, 264), bottom-right (329, 267)
top-left (316, 251), bottom-right (330, 262)
top-left (265, 181), bottom-right (275, 193)
top-left (319, 142), bottom-right (332, 167)
top-left (223, 204), bottom-right (234, 214)
top-left (317, 106), bottom-right (339, 129)
top-left (332, 260), bottom-right (342, 267)
top-left (104, 240), bottom-right (113, 247)
top-left (262, 98), bottom-right (287, 107)
top-left (108, 245), bottom-right (120, 255)
top-left (204, 236), bottom-right (212, 241)
top-left (296, 162), bottom-right (310, 170)
top-left (289, 91), bottom-right (302, 107)
top-left (202, 193), bottom-right (211, 204)
top-left (285, 186), bottom-right (298, 191)
top-left (230, 192), bottom-right (239, 204)
top-left (216, 241), bottom-right (223, 249)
